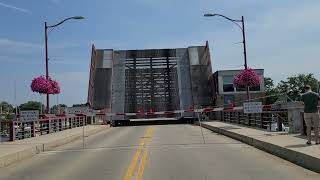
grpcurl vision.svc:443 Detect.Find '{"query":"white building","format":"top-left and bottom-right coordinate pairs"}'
top-left (210, 69), bottom-right (265, 106)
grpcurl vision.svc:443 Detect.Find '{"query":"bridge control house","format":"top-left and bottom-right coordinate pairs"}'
top-left (210, 69), bottom-right (265, 107)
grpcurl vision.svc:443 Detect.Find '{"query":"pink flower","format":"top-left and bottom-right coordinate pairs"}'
top-left (48, 79), bottom-right (60, 94)
top-left (30, 76), bottom-right (61, 94)
top-left (233, 68), bottom-right (260, 88)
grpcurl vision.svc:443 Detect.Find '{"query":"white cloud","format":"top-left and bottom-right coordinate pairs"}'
top-left (0, 1), bottom-right (31, 14)
top-left (248, 2), bottom-right (320, 81)
top-left (0, 38), bottom-right (83, 56)
top-left (0, 38), bottom-right (43, 55)
top-left (51, 72), bottom-right (89, 106)
top-left (0, 38), bottom-right (82, 49)
top-left (0, 55), bottom-right (40, 64)
top-left (0, 38), bottom-right (41, 49)
top-left (49, 42), bottom-right (81, 49)
top-left (208, 1), bottom-right (320, 82)
top-left (49, 58), bottom-right (87, 65)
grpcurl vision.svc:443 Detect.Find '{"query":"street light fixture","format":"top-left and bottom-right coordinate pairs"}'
top-left (44, 16), bottom-right (84, 113)
top-left (72, 16), bottom-right (85, 20)
top-left (204, 13), bottom-right (250, 100)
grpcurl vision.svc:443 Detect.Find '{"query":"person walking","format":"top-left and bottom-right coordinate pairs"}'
top-left (300, 85), bottom-right (320, 145)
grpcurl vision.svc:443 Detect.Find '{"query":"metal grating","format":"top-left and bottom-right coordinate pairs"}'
top-left (124, 55), bottom-right (180, 113)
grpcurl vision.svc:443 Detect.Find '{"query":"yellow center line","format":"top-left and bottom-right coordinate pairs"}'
top-left (123, 145), bottom-right (143, 180)
top-left (136, 149), bottom-right (148, 180)
top-left (123, 127), bottom-right (154, 180)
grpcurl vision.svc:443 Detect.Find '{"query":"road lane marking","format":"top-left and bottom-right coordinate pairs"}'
top-left (123, 146), bottom-right (143, 180)
top-left (136, 149), bottom-right (148, 180)
top-left (123, 127), bottom-right (154, 180)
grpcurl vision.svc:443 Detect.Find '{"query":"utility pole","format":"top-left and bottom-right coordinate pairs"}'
top-left (45, 22), bottom-right (49, 113)
top-left (44, 16), bottom-right (84, 113)
top-left (204, 13), bottom-right (250, 100)
top-left (241, 16), bottom-right (250, 101)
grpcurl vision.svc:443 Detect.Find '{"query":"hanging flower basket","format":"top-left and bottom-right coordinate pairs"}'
top-left (233, 68), bottom-right (260, 88)
top-left (31, 76), bottom-right (61, 94)
top-left (48, 79), bottom-right (61, 94)
top-left (31, 76), bottom-right (51, 94)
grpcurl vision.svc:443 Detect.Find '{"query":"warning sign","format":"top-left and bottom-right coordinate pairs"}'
top-left (243, 102), bottom-right (262, 114)
top-left (20, 110), bottom-right (39, 122)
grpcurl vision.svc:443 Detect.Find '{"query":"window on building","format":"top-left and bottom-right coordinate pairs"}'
top-left (224, 95), bottom-right (235, 106)
top-left (249, 86), bottom-right (261, 91)
top-left (223, 76), bottom-right (234, 92)
top-left (236, 87), bottom-right (246, 92)
top-left (236, 86), bottom-right (261, 92)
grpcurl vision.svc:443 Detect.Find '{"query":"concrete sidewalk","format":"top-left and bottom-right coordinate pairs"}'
top-left (0, 125), bottom-right (109, 168)
top-left (199, 121), bottom-right (320, 173)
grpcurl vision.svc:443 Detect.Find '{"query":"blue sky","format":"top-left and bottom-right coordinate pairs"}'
top-left (0, 0), bottom-right (319, 106)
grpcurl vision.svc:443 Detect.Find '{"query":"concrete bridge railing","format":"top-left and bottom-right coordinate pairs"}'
top-left (1, 115), bottom-right (87, 142)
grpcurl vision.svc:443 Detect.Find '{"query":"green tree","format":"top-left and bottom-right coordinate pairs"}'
top-left (50, 104), bottom-right (67, 114)
top-left (264, 77), bottom-right (279, 104)
top-left (0, 101), bottom-right (14, 113)
top-left (19, 101), bottom-right (45, 112)
top-left (277, 73), bottom-right (319, 101)
top-left (72, 103), bottom-right (89, 107)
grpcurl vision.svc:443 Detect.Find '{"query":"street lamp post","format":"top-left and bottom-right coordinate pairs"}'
top-left (204, 13), bottom-right (250, 100)
top-left (44, 16), bottom-right (84, 113)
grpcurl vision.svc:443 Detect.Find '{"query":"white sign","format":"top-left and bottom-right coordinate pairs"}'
top-left (65, 107), bottom-right (93, 115)
top-left (243, 102), bottom-right (262, 114)
top-left (20, 110), bottom-right (39, 122)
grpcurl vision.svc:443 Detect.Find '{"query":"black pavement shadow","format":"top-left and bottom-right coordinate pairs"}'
top-left (129, 119), bottom-right (190, 126)
top-left (285, 144), bottom-right (311, 148)
top-left (219, 126), bottom-right (242, 130)
top-left (294, 134), bottom-right (307, 139)
top-left (294, 134), bottom-right (319, 141)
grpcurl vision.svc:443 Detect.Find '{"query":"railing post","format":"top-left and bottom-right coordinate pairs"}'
top-left (260, 113), bottom-right (264, 129)
top-left (31, 121), bottom-right (36, 137)
top-left (58, 119), bottom-right (61, 131)
top-left (48, 119), bottom-right (51, 134)
top-left (9, 121), bottom-right (15, 141)
top-left (77, 117), bottom-right (79, 127)
top-left (40, 121), bottom-right (42, 135)
top-left (277, 113), bottom-right (283, 131)
top-left (21, 122), bottom-right (25, 140)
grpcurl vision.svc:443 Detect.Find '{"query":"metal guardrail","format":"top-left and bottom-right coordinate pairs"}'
top-left (1, 115), bottom-right (86, 142)
top-left (0, 120), bottom-right (11, 142)
top-left (207, 107), bottom-right (288, 132)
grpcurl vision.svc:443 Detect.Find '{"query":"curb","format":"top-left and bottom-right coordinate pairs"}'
top-left (0, 126), bottom-right (109, 168)
top-left (197, 122), bottom-right (320, 173)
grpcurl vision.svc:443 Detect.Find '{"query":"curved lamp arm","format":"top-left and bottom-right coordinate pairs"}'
top-left (204, 13), bottom-right (243, 31)
top-left (47, 16), bottom-right (84, 28)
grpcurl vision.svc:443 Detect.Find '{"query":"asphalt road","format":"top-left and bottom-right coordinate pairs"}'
top-left (0, 124), bottom-right (319, 180)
